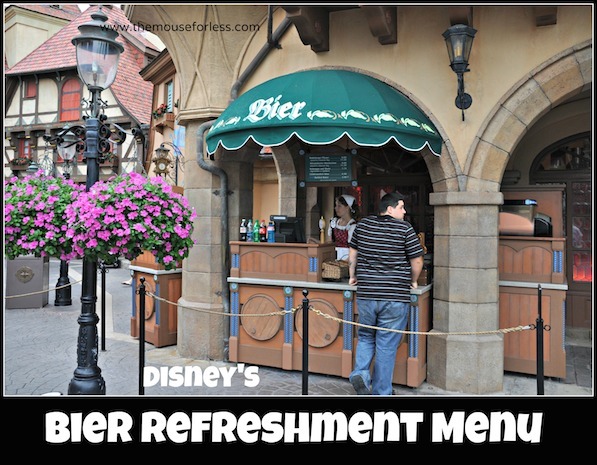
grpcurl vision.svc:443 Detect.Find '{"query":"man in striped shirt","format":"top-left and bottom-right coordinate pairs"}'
top-left (348, 191), bottom-right (424, 395)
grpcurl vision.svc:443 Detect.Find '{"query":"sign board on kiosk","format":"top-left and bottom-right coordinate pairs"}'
top-left (270, 215), bottom-right (306, 243)
top-left (302, 150), bottom-right (357, 186)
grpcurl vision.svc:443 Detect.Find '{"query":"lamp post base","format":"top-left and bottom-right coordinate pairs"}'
top-left (67, 370), bottom-right (106, 395)
top-left (68, 258), bottom-right (105, 395)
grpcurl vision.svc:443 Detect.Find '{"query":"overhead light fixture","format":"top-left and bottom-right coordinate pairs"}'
top-left (443, 24), bottom-right (477, 121)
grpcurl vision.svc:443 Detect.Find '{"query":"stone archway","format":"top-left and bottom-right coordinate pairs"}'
top-left (467, 41), bottom-right (592, 193)
top-left (426, 42), bottom-right (592, 393)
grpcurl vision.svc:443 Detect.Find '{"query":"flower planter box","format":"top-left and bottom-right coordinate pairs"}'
top-left (5, 255), bottom-right (50, 309)
top-left (154, 112), bottom-right (175, 132)
top-left (9, 164), bottom-right (30, 175)
top-left (130, 249), bottom-right (182, 348)
top-left (130, 265), bottom-right (181, 347)
top-left (131, 249), bottom-right (181, 271)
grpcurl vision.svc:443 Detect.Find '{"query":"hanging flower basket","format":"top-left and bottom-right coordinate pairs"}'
top-left (65, 172), bottom-right (196, 269)
top-left (4, 171), bottom-right (85, 260)
top-left (4, 172), bottom-right (197, 270)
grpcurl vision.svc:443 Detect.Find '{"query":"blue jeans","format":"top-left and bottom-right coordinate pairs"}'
top-left (349, 299), bottom-right (409, 395)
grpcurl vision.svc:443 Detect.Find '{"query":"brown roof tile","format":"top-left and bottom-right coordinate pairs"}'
top-left (11, 4), bottom-right (82, 21)
top-left (6, 5), bottom-right (157, 125)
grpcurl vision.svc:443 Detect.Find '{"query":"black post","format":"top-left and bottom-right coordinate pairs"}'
top-left (302, 289), bottom-right (309, 395)
top-left (68, 92), bottom-right (105, 395)
top-left (99, 261), bottom-right (106, 351)
top-left (54, 176), bottom-right (72, 307)
top-left (139, 277), bottom-right (146, 395)
top-left (536, 284), bottom-right (545, 395)
top-left (54, 259), bottom-right (72, 306)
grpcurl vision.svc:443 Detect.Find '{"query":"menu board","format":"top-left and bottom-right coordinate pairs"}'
top-left (305, 153), bottom-right (353, 183)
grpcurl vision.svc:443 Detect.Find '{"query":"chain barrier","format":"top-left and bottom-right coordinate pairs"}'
top-left (146, 291), bottom-right (532, 337)
top-left (4, 279), bottom-right (83, 299)
top-left (3, 283), bottom-right (532, 337)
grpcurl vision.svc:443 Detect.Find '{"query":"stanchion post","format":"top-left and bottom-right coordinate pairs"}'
top-left (99, 261), bottom-right (106, 351)
top-left (302, 289), bottom-right (309, 395)
top-left (139, 277), bottom-right (146, 395)
top-left (536, 284), bottom-right (544, 395)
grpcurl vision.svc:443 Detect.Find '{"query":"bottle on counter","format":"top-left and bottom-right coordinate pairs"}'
top-left (267, 221), bottom-right (275, 242)
top-left (253, 219), bottom-right (260, 242)
top-left (246, 219), bottom-right (253, 242)
top-left (239, 218), bottom-right (247, 241)
top-left (259, 219), bottom-right (267, 242)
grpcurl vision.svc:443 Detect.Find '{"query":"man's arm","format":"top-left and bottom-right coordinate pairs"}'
top-left (409, 255), bottom-right (424, 289)
top-left (348, 247), bottom-right (358, 286)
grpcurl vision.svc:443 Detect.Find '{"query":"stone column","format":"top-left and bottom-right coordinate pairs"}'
top-left (427, 191), bottom-right (504, 394)
top-left (177, 121), bottom-right (253, 361)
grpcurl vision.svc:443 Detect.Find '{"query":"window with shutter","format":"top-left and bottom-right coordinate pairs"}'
top-left (25, 80), bottom-right (37, 98)
top-left (166, 80), bottom-right (174, 112)
top-left (60, 78), bottom-right (82, 122)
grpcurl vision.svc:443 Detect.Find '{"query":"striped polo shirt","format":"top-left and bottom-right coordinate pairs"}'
top-left (348, 214), bottom-right (424, 302)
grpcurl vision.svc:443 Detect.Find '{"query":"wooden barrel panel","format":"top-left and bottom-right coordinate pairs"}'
top-left (240, 294), bottom-right (283, 341)
top-left (295, 299), bottom-right (340, 348)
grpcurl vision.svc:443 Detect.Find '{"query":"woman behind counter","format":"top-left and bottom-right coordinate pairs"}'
top-left (328, 194), bottom-right (360, 260)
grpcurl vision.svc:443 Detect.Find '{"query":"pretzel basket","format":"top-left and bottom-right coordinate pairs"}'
top-left (321, 259), bottom-right (349, 281)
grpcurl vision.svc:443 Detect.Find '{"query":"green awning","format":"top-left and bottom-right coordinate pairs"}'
top-left (205, 69), bottom-right (442, 156)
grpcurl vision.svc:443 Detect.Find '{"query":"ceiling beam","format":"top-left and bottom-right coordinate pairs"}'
top-left (448, 6), bottom-right (473, 26)
top-left (283, 6), bottom-right (329, 52)
top-left (362, 6), bottom-right (397, 45)
top-left (534, 7), bottom-right (558, 27)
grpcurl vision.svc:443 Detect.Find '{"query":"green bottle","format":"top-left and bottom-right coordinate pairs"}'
top-left (253, 218), bottom-right (259, 242)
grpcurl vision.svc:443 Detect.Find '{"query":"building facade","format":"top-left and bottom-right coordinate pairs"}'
top-left (123, 4), bottom-right (591, 394)
top-left (4, 5), bottom-right (159, 181)
top-left (140, 48), bottom-right (185, 187)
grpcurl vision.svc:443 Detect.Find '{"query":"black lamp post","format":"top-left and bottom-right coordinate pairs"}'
top-left (53, 128), bottom-right (79, 307)
top-left (442, 24), bottom-right (477, 121)
top-left (68, 6), bottom-right (123, 395)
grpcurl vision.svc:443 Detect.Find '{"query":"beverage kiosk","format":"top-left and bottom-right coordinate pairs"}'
top-left (499, 186), bottom-right (567, 378)
top-left (227, 218), bottom-right (433, 388)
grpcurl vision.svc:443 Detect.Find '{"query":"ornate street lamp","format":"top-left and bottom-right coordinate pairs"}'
top-left (68, 6), bottom-right (123, 395)
top-left (53, 127), bottom-right (80, 307)
top-left (442, 24), bottom-right (477, 121)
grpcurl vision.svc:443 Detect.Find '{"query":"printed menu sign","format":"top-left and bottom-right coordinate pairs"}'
top-left (305, 153), bottom-right (353, 183)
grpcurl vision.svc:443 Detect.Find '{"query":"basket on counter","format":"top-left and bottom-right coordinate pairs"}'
top-left (321, 259), bottom-right (349, 281)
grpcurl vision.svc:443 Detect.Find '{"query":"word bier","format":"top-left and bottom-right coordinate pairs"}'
top-left (244, 95), bottom-right (306, 123)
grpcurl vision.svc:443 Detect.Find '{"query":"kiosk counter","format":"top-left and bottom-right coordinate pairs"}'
top-left (228, 241), bottom-right (432, 388)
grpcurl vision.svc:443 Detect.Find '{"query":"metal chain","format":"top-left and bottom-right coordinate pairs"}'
top-left (147, 292), bottom-right (532, 337)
